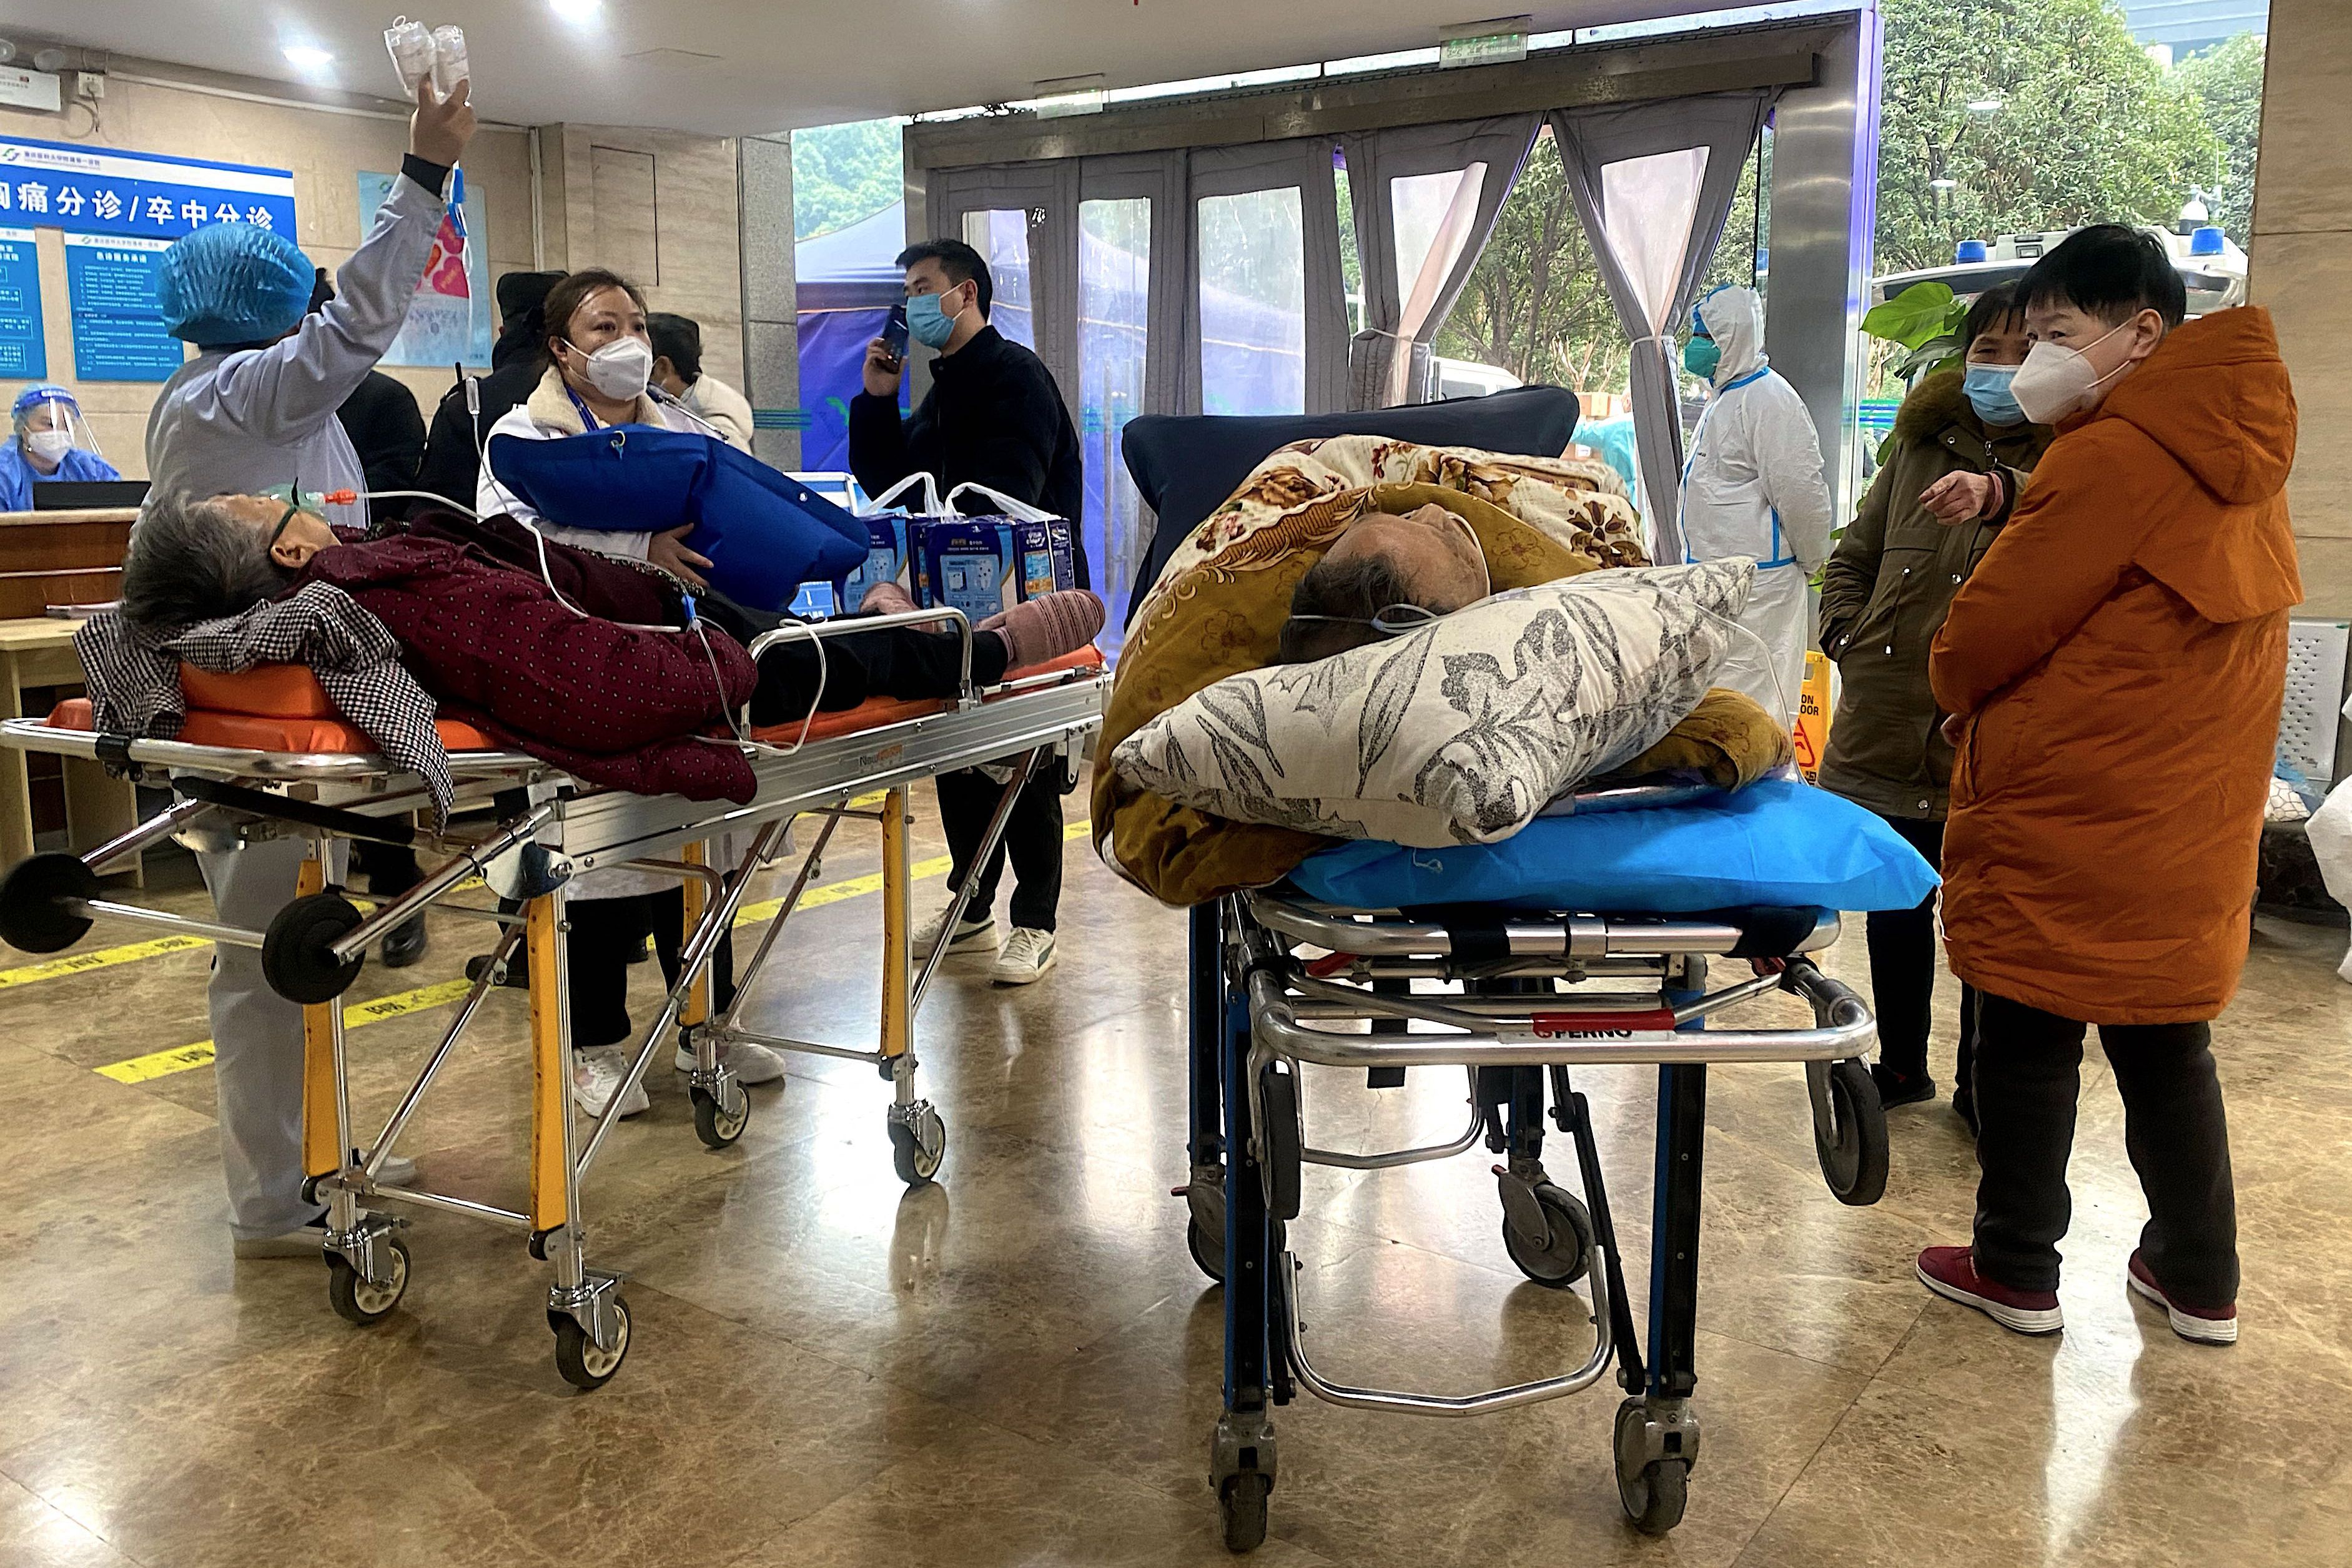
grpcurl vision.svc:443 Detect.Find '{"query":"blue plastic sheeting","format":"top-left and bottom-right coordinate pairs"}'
top-left (796, 305), bottom-right (894, 473)
top-left (1290, 777), bottom-right (1940, 915)
top-left (485, 425), bottom-right (868, 611)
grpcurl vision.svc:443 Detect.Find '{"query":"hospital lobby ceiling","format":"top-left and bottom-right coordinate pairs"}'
top-left (2, 1), bottom-right (1747, 135)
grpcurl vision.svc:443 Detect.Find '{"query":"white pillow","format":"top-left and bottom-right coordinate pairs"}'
top-left (1111, 559), bottom-right (1756, 847)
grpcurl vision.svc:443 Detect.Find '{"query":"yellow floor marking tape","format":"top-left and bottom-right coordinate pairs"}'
top-left (95, 979), bottom-right (475, 1085)
top-left (93, 821), bottom-right (1092, 1084)
top-left (0, 932), bottom-right (213, 990)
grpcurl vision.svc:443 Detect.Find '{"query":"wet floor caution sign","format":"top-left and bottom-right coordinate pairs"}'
top-left (1794, 649), bottom-right (1834, 784)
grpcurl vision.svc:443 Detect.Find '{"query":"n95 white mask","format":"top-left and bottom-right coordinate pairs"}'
top-left (24, 430), bottom-right (72, 463)
top-left (2009, 318), bottom-right (2137, 425)
top-left (570, 337), bottom-right (653, 402)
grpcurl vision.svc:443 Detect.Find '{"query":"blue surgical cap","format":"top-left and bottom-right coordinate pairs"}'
top-left (156, 221), bottom-right (316, 347)
top-left (11, 385), bottom-right (76, 418)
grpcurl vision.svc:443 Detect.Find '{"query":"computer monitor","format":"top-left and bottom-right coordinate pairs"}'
top-left (31, 480), bottom-right (149, 510)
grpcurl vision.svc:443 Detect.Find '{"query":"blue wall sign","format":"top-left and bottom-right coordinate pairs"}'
top-left (0, 226), bottom-right (44, 379)
top-left (0, 135), bottom-right (297, 242)
top-left (64, 234), bottom-right (184, 382)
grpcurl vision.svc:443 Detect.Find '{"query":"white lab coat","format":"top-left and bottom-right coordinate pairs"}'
top-left (681, 374), bottom-right (756, 451)
top-left (1676, 286), bottom-right (1834, 726)
top-left (146, 174), bottom-right (445, 530)
top-left (477, 365), bottom-right (750, 902)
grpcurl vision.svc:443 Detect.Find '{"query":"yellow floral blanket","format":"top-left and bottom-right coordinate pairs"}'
top-left (1092, 435), bottom-right (1789, 907)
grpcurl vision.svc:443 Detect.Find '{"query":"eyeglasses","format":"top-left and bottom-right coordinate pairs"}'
top-left (1285, 603), bottom-right (1447, 639)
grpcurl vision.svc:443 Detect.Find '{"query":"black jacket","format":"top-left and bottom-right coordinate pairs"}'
top-left (848, 324), bottom-right (1089, 588)
top-left (415, 313), bottom-right (545, 509)
top-left (335, 371), bottom-right (427, 526)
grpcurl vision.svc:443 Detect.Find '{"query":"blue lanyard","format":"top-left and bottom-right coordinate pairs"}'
top-left (563, 384), bottom-right (603, 431)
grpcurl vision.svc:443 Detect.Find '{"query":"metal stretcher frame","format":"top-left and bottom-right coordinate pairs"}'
top-left (0, 606), bottom-right (1108, 1389)
top-left (1181, 842), bottom-right (1887, 1550)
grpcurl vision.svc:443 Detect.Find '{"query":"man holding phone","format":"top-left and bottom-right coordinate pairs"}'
top-left (849, 238), bottom-right (1086, 985)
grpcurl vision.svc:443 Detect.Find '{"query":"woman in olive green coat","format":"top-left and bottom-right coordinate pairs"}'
top-left (1817, 285), bottom-right (2053, 1127)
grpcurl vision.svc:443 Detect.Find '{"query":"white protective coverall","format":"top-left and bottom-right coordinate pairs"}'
top-left (1676, 285), bottom-right (1833, 724)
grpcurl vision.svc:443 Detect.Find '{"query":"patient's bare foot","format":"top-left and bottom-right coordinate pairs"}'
top-left (979, 590), bottom-right (1105, 671)
top-left (861, 580), bottom-right (918, 617)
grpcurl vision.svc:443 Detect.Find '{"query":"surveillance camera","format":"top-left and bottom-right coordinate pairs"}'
top-left (0, 42), bottom-right (17, 66)
top-left (32, 47), bottom-right (69, 74)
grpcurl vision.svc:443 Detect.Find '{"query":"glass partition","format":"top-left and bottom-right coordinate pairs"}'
top-left (1079, 196), bottom-right (1152, 650)
top-left (960, 208), bottom-right (1038, 348)
top-left (1197, 187), bottom-right (1306, 415)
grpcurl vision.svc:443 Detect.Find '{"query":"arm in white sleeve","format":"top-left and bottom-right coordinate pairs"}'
top-left (1758, 383), bottom-right (1836, 571)
top-left (201, 174), bottom-right (447, 445)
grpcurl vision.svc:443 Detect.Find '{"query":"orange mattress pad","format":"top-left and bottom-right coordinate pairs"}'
top-left (44, 645), bottom-right (1104, 757)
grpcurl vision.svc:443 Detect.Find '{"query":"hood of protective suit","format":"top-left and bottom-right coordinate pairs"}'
top-left (1695, 285), bottom-right (1766, 388)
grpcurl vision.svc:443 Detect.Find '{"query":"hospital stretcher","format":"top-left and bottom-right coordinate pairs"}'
top-left (1180, 808), bottom-right (1887, 1548)
top-left (0, 608), bottom-right (1107, 1389)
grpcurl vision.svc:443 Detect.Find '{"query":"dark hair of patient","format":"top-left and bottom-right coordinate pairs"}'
top-left (118, 495), bottom-right (292, 636)
top-left (1277, 550), bottom-right (1421, 664)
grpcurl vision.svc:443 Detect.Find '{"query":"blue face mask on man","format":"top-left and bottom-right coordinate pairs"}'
top-left (1963, 363), bottom-right (2025, 427)
top-left (906, 286), bottom-right (964, 351)
top-left (1682, 335), bottom-right (1721, 381)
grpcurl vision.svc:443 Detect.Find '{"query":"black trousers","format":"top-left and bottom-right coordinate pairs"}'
top-left (1867, 812), bottom-right (1975, 1089)
top-left (1970, 990), bottom-right (2238, 1306)
top-left (566, 887), bottom-right (738, 1052)
top-left (937, 766), bottom-right (1064, 932)
top-left (739, 620), bottom-right (1009, 729)
top-left (352, 839), bottom-right (421, 897)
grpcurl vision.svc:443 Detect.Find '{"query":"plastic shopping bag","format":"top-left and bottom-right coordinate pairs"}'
top-left (2305, 776), bottom-right (2352, 983)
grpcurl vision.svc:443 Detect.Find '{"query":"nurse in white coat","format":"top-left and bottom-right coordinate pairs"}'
top-left (1676, 285), bottom-right (1833, 725)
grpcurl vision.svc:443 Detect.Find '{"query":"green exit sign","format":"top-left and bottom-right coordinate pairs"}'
top-left (1440, 16), bottom-right (1531, 68)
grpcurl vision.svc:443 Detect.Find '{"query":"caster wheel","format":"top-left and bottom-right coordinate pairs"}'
top-left (325, 1235), bottom-right (410, 1326)
top-left (1614, 1399), bottom-right (1691, 1536)
top-left (1218, 1471), bottom-right (1270, 1552)
top-left (262, 892), bottom-right (365, 1005)
top-left (552, 1296), bottom-right (631, 1391)
top-left (1183, 1173), bottom-right (1227, 1284)
top-left (1502, 1182), bottom-right (1595, 1288)
top-left (1814, 1058), bottom-right (1890, 1206)
top-left (1187, 1215), bottom-right (1226, 1284)
top-left (0, 851), bottom-right (99, 954)
top-left (691, 1083), bottom-right (749, 1149)
top-left (889, 1107), bottom-right (946, 1185)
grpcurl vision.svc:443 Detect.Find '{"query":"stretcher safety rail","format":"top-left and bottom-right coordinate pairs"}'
top-left (1184, 796), bottom-right (1888, 1550)
top-left (0, 604), bottom-right (1109, 1391)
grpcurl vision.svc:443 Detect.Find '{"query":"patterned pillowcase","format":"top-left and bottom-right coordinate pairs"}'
top-left (1110, 559), bottom-right (1756, 848)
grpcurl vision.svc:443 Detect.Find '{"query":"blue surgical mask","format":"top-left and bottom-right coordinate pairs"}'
top-left (1682, 336), bottom-right (1721, 381)
top-left (906, 290), bottom-right (958, 350)
top-left (1964, 363), bottom-right (2025, 427)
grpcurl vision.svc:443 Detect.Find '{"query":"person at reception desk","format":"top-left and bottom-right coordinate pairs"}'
top-left (0, 387), bottom-right (120, 510)
top-left (136, 76), bottom-right (477, 1261)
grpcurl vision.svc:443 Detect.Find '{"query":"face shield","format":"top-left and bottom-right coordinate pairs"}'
top-left (11, 389), bottom-right (104, 473)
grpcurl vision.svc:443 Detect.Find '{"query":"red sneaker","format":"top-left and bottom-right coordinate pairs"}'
top-left (1915, 1245), bottom-right (2064, 1335)
top-left (2127, 1250), bottom-right (2238, 1345)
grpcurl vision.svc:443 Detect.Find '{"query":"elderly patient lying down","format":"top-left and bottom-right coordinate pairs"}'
top-left (1095, 446), bottom-right (1790, 905)
top-left (111, 493), bottom-right (1103, 803)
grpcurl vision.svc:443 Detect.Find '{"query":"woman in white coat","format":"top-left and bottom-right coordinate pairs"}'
top-left (476, 266), bottom-right (781, 1115)
top-left (1676, 284), bottom-right (1834, 726)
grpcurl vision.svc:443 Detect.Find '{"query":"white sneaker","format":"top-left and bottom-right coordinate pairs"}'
top-left (573, 1046), bottom-right (650, 1119)
top-left (671, 1036), bottom-right (788, 1085)
top-left (916, 904), bottom-right (997, 957)
top-left (991, 927), bottom-right (1058, 985)
top-left (234, 1218), bottom-right (329, 1260)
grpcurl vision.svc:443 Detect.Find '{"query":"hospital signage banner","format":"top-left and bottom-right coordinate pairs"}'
top-left (0, 134), bottom-right (297, 242)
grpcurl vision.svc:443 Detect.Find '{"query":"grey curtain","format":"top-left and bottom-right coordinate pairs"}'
top-left (923, 159), bottom-right (1083, 393)
top-left (1549, 92), bottom-right (1772, 563)
top-left (1342, 115), bottom-right (1541, 409)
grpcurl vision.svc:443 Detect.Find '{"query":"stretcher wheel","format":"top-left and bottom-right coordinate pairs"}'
top-left (1814, 1058), bottom-right (1890, 1206)
top-left (1614, 1399), bottom-right (1690, 1536)
top-left (1218, 1471), bottom-right (1270, 1552)
top-left (691, 1083), bottom-right (749, 1149)
top-left (0, 851), bottom-right (99, 954)
top-left (889, 1105), bottom-right (946, 1185)
top-left (262, 892), bottom-right (366, 1005)
top-left (1502, 1183), bottom-right (1594, 1288)
top-left (1185, 1181), bottom-right (1228, 1285)
top-left (553, 1296), bottom-right (630, 1391)
top-left (325, 1235), bottom-right (410, 1326)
